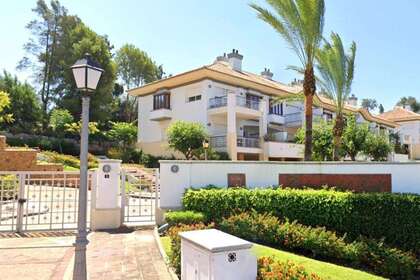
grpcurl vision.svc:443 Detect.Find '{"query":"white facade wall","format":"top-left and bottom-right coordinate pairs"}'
top-left (398, 121), bottom-right (420, 144)
top-left (159, 160), bottom-right (420, 209)
top-left (138, 81), bottom-right (209, 144)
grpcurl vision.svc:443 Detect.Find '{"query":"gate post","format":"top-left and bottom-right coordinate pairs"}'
top-left (90, 159), bottom-right (122, 231)
top-left (16, 173), bottom-right (26, 233)
top-left (120, 169), bottom-right (126, 225)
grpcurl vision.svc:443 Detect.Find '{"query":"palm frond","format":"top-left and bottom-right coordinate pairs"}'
top-left (250, 0), bottom-right (325, 67)
top-left (315, 32), bottom-right (357, 114)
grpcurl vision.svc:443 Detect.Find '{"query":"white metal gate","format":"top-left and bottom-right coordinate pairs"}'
top-left (0, 171), bottom-right (92, 232)
top-left (121, 168), bottom-right (158, 225)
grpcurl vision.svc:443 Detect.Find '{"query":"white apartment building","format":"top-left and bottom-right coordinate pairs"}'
top-left (129, 49), bottom-right (397, 161)
top-left (380, 106), bottom-right (420, 160)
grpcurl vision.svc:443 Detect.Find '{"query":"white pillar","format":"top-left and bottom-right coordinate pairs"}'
top-left (90, 159), bottom-right (122, 230)
top-left (259, 97), bottom-right (269, 161)
top-left (227, 92), bottom-right (237, 160)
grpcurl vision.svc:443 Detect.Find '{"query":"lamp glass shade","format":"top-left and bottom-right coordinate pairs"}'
top-left (87, 67), bottom-right (102, 90)
top-left (72, 67), bottom-right (86, 89)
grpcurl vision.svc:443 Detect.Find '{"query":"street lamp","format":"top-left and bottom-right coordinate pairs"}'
top-left (71, 53), bottom-right (103, 280)
top-left (202, 139), bottom-right (209, 160)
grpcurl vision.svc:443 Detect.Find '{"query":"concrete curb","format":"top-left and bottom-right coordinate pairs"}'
top-left (153, 227), bottom-right (179, 280)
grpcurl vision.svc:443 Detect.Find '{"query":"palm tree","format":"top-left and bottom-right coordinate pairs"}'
top-left (250, 0), bottom-right (325, 161)
top-left (316, 32), bottom-right (356, 160)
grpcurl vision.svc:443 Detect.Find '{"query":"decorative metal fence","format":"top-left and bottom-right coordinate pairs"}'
top-left (0, 171), bottom-right (93, 232)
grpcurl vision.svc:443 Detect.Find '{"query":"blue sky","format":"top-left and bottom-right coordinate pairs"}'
top-left (1, 0), bottom-right (419, 112)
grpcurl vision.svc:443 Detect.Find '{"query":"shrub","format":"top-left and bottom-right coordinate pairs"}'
top-left (165, 211), bottom-right (206, 227)
top-left (258, 257), bottom-right (323, 280)
top-left (41, 151), bottom-right (98, 169)
top-left (167, 223), bottom-right (213, 276)
top-left (363, 134), bottom-right (392, 161)
top-left (6, 135), bottom-right (79, 155)
top-left (220, 212), bottom-right (418, 279)
top-left (182, 188), bottom-right (420, 252)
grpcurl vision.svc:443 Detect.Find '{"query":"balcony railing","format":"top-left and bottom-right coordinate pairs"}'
top-left (208, 96), bottom-right (227, 109)
top-left (210, 136), bottom-right (260, 148)
top-left (237, 137), bottom-right (260, 148)
top-left (236, 96), bottom-right (260, 110)
top-left (209, 135), bottom-right (227, 148)
top-left (284, 112), bottom-right (302, 123)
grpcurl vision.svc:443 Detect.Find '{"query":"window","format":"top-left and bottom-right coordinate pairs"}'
top-left (323, 112), bottom-right (333, 121)
top-left (153, 93), bottom-right (170, 110)
top-left (187, 94), bottom-right (201, 103)
top-left (269, 102), bottom-right (283, 115)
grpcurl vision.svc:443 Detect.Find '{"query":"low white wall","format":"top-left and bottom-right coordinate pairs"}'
top-left (159, 160), bottom-right (420, 209)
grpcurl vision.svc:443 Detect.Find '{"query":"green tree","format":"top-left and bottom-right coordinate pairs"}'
top-left (55, 16), bottom-right (117, 123)
top-left (49, 108), bottom-right (73, 152)
top-left (106, 122), bottom-right (137, 151)
top-left (341, 115), bottom-right (369, 161)
top-left (378, 104), bottom-right (385, 114)
top-left (115, 44), bottom-right (163, 122)
top-left (18, 0), bottom-right (67, 127)
top-left (396, 96), bottom-right (420, 113)
top-left (250, 0), bottom-right (325, 160)
top-left (65, 121), bottom-right (99, 141)
top-left (364, 134), bottom-right (392, 161)
top-left (0, 91), bottom-right (14, 124)
top-left (361, 98), bottom-right (378, 111)
top-left (0, 71), bottom-right (42, 133)
top-left (295, 119), bottom-right (333, 161)
top-left (167, 121), bottom-right (208, 160)
top-left (316, 32), bottom-right (356, 160)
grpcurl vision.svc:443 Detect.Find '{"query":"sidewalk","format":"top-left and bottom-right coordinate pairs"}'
top-left (0, 229), bottom-right (172, 280)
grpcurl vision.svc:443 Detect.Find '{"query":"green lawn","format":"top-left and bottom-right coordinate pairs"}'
top-left (159, 236), bottom-right (384, 280)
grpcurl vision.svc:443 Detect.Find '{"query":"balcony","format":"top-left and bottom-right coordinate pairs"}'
top-left (208, 96), bottom-right (227, 109)
top-left (236, 96), bottom-right (260, 110)
top-left (209, 135), bottom-right (227, 150)
top-left (237, 137), bottom-right (260, 148)
top-left (264, 141), bottom-right (304, 159)
top-left (149, 108), bottom-right (172, 121)
top-left (209, 136), bottom-right (260, 149)
top-left (268, 113), bottom-right (285, 125)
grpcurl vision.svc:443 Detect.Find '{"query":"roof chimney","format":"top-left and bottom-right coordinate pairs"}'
top-left (403, 104), bottom-right (413, 111)
top-left (261, 68), bottom-right (273, 80)
top-left (347, 94), bottom-right (358, 107)
top-left (227, 49), bottom-right (243, 71)
top-left (215, 53), bottom-right (228, 63)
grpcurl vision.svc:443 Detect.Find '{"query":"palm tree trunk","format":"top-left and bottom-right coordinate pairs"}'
top-left (333, 113), bottom-right (344, 160)
top-left (303, 66), bottom-right (316, 161)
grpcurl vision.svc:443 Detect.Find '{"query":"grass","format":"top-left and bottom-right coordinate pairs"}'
top-left (63, 165), bottom-right (79, 171)
top-left (159, 236), bottom-right (384, 280)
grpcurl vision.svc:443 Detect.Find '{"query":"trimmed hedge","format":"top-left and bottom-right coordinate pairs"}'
top-left (182, 188), bottom-right (420, 252)
top-left (165, 210), bottom-right (206, 227)
top-left (220, 212), bottom-right (418, 279)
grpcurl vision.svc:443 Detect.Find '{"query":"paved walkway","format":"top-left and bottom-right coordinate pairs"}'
top-left (0, 230), bottom-right (172, 280)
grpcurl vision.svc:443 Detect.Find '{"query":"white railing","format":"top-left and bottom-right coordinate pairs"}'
top-left (237, 137), bottom-right (260, 148)
top-left (236, 96), bottom-right (260, 110)
top-left (208, 96), bottom-right (228, 109)
top-left (210, 135), bottom-right (227, 148)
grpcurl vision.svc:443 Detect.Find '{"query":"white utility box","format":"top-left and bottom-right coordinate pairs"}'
top-left (179, 229), bottom-right (257, 280)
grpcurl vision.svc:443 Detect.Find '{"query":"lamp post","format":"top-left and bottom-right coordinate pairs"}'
top-left (71, 53), bottom-right (103, 280)
top-left (202, 139), bottom-right (209, 160)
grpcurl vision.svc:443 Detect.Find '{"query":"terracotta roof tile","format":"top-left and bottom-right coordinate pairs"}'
top-left (379, 107), bottom-right (420, 122)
